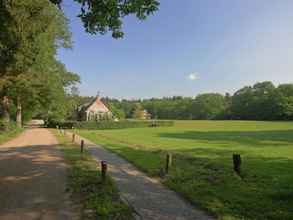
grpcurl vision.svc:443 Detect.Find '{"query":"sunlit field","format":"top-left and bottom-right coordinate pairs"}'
top-left (77, 120), bottom-right (293, 220)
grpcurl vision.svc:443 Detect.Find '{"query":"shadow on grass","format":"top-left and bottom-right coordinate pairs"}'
top-left (79, 130), bottom-right (293, 219)
top-left (158, 130), bottom-right (293, 147)
top-left (106, 144), bottom-right (293, 219)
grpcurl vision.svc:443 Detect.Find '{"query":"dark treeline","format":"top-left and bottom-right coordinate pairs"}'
top-left (97, 81), bottom-right (293, 121)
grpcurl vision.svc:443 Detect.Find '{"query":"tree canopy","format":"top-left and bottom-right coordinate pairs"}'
top-left (50, 0), bottom-right (160, 38)
top-left (0, 0), bottom-right (79, 127)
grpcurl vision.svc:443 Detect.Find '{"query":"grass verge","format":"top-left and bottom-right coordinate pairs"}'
top-left (53, 130), bottom-right (134, 220)
top-left (0, 127), bottom-right (23, 144)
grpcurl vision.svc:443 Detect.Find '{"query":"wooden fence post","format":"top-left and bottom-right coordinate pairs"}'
top-left (101, 161), bottom-right (107, 182)
top-left (72, 133), bottom-right (76, 143)
top-left (165, 153), bottom-right (172, 174)
top-left (80, 140), bottom-right (84, 153)
top-left (233, 154), bottom-right (241, 175)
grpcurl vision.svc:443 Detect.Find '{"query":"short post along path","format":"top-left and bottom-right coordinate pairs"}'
top-left (69, 131), bottom-right (214, 220)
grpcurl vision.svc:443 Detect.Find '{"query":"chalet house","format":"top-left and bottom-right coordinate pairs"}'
top-left (77, 96), bottom-right (112, 121)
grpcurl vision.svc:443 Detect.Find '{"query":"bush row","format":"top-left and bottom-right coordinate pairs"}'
top-left (46, 120), bottom-right (174, 130)
top-left (0, 120), bottom-right (17, 131)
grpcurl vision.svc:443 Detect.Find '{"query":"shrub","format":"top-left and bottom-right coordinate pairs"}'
top-left (0, 120), bottom-right (7, 131)
top-left (0, 120), bottom-right (16, 131)
top-left (45, 120), bottom-right (74, 129)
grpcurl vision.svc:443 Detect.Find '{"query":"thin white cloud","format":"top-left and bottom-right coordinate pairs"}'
top-left (188, 72), bottom-right (199, 81)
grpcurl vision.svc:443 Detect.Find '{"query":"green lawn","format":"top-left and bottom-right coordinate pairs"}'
top-left (76, 120), bottom-right (293, 220)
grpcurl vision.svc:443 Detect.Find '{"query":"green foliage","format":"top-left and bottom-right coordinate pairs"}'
top-left (0, 0), bottom-right (70, 75)
top-left (278, 96), bottom-right (293, 119)
top-left (77, 120), bottom-right (293, 220)
top-left (0, 119), bottom-right (9, 131)
top-left (102, 97), bottom-right (137, 119)
top-left (143, 97), bottom-right (194, 119)
top-left (106, 102), bottom-right (125, 119)
top-left (192, 93), bottom-right (226, 119)
top-left (102, 81), bottom-right (293, 121)
top-left (0, 0), bottom-right (79, 125)
top-left (51, 0), bottom-right (160, 38)
top-left (0, 120), bottom-right (22, 143)
top-left (0, 119), bottom-right (15, 131)
top-left (54, 130), bottom-right (134, 219)
top-left (64, 95), bottom-right (94, 120)
top-left (104, 97), bottom-right (194, 120)
top-left (47, 119), bottom-right (174, 129)
top-left (132, 103), bottom-right (144, 119)
top-left (231, 81), bottom-right (286, 120)
top-left (276, 84), bottom-right (293, 120)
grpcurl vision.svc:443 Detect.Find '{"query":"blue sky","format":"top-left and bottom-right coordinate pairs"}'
top-left (58, 0), bottom-right (293, 99)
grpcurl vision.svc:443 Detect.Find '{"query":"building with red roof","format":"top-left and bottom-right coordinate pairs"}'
top-left (77, 95), bottom-right (112, 121)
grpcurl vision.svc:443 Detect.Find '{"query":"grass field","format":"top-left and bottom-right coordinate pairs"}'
top-left (77, 120), bottom-right (293, 220)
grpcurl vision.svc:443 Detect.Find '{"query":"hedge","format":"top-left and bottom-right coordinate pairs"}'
top-left (46, 120), bottom-right (174, 130)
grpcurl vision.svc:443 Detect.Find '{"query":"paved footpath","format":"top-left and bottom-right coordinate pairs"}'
top-left (0, 128), bottom-right (79, 220)
top-left (69, 131), bottom-right (214, 220)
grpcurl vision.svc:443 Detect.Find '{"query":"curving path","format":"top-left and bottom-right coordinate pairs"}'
top-left (0, 128), bottom-right (79, 220)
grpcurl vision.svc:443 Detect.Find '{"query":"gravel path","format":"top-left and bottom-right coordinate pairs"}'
top-left (0, 128), bottom-right (79, 220)
top-left (69, 131), bottom-right (214, 220)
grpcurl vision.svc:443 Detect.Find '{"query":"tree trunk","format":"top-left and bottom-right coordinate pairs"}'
top-left (1, 96), bottom-right (10, 123)
top-left (16, 96), bottom-right (22, 128)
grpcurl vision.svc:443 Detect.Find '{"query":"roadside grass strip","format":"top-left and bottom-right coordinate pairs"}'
top-left (54, 130), bottom-right (134, 220)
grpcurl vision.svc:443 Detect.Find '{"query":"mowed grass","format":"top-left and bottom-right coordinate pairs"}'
top-left (77, 120), bottom-right (293, 220)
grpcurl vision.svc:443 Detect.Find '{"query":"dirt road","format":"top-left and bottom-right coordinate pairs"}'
top-left (0, 128), bottom-right (78, 220)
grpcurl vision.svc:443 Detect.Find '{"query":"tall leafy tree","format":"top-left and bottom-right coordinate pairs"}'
top-left (0, 0), bottom-right (78, 127)
top-left (231, 82), bottom-right (280, 120)
top-left (276, 84), bottom-right (293, 120)
top-left (231, 86), bottom-right (252, 119)
top-left (192, 93), bottom-right (227, 119)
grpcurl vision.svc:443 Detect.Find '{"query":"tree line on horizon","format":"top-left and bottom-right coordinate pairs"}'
top-left (96, 81), bottom-right (293, 121)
